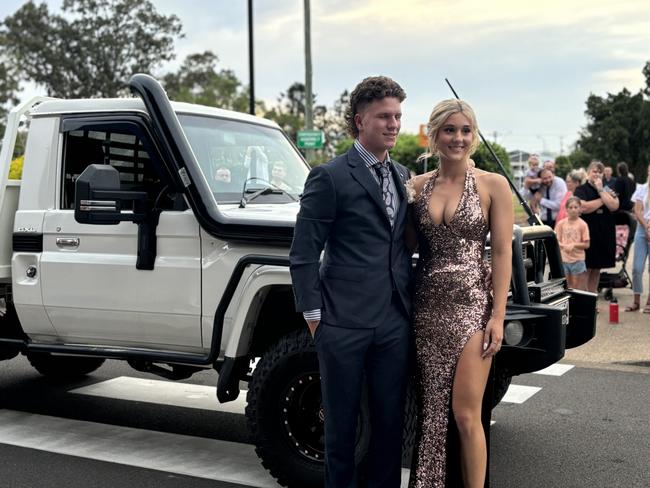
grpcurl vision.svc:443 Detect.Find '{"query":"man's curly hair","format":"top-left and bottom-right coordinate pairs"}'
top-left (344, 76), bottom-right (406, 138)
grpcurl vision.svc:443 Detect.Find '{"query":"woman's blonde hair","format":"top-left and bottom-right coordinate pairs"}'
top-left (419, 99), bottom-right (480, 161)
top-left (567, 169), bottom-right (585, 185)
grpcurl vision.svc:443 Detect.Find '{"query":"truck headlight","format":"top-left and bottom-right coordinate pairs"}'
top-left (504, 320), bottom-right (524, 346)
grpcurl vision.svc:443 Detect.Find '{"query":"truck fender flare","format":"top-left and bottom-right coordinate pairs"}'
top-left (214, 254), bottom-right (290, 402)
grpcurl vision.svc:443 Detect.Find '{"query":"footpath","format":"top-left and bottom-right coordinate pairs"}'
top-left (564, 243), bottom-right (650, 374)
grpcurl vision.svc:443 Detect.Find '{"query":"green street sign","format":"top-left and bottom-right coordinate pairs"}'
top-left (297, 130), bottom-right (324, 149)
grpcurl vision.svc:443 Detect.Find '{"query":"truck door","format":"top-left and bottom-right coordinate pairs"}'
top-left (39, 118), bottom-right (202, 352)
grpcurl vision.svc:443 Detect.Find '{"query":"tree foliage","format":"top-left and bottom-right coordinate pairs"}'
top-left (564, 148), bottom-right (591, 170)
top-left (553, 155), bottom-right (573, 179)
top-left (1, 0), bottom-right (183, 98)
top-left (471, 142), bottom-right (511, 177)
top-left (264, 83), bottom-right (349, 162)
top-left (0, 60), bottom-right (19, 134)
top-left (334, 137), bottom-right (509, 177)
top-left (162, 51), bottom-right (249, 112)
top-left (9, 155), bottom-right (24, 179)
top-left (575, 60), bottom-right (650, 180)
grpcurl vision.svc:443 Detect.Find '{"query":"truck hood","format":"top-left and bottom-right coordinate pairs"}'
top-left (218, 203), bottom-right (300, 225)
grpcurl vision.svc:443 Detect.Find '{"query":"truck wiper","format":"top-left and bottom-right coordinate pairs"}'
top-left (239, 177), bottom-right (298, 208)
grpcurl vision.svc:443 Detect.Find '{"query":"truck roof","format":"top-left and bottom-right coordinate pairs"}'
top-left (29, 97), bottom-right (281, 129)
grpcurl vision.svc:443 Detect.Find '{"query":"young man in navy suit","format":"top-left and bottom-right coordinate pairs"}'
top-left (290, 76), bottom-right (412, 488)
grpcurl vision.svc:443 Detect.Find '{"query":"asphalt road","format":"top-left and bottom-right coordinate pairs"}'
top-left (1, 347), bottom-right (648, 488)
top-left (2, 254), bottom-right (649, 488)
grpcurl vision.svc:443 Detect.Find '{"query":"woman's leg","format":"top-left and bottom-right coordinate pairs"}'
top-left (644, 238), bottom-right (650, 309)
top-left (451, 333), bottom-right (492, 488)
top-left (586, 268), bottom-right (600, 294)
top-left (631, 230), bottom-right (647, 296)
top-left (575, 272), bottom-right (588, 291)
top-left (566, 273), bottom-right (577, 289)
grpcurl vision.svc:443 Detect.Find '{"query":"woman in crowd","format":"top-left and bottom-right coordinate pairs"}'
top-left (626, 163), bottom-right (650, 313)
top-left (574, 161), bottom-right (619, 296)
top-left (407, 99), bottom-right (513, 487)
top-left (614, 162), bottom-right (635, 212)
top-left (556, 169), bottom-right (585, 223)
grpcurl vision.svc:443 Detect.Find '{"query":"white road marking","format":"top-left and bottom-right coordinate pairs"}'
top-left (401, 468), bottom-right (411, 487)
top-left (500, 384), bottom-right (541, 404)
top-left (70, 376), bottom-right (247, 415)
top-left (0, 409), bottom-right (277, 487)
top-left (533, 363), bottom-right (574, 376)
top-left (46, 375), bottom-right (553, 485)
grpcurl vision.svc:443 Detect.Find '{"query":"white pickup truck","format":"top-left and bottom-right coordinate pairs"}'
top-left (0, 74), bottom-right (596, 488)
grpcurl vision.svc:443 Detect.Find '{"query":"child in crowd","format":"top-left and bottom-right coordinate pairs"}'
top-left (555, 196), bottom-right (590, 290)
top-left (525, 154), bottom-right (542, 213)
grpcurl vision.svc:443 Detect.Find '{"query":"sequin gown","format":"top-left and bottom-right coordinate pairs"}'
top-left (409, 167), bottom-right (491, 487)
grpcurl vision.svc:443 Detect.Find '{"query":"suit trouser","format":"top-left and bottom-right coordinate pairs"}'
top-left (314, 294), bottom-right (410, 488)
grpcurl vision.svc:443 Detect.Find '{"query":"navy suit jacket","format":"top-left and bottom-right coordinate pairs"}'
top-left (290, 145), bottom-right (412, 328)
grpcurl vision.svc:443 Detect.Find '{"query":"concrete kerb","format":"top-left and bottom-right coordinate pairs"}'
top-left (563, 243), bottom-right (650, 374)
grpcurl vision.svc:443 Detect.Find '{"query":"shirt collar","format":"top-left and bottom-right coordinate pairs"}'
top-left (354, 139), bottom-right (391, 169)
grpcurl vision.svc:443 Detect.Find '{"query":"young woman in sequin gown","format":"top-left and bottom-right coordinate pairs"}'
top-left (406, 100), bottom-right (514, 488)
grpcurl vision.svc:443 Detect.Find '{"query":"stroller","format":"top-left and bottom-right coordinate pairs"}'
top-left (599, 210), bottom-right (637, 300)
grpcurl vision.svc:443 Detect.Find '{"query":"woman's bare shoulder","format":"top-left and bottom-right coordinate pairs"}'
top-left (409, 171), bottom-right (434, 193)
top-left (475, 170), bottom-right (510, 192)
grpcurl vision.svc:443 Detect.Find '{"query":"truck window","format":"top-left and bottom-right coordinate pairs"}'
top-left (177, 115), bottom-right (309, 204)
top-left (61, 128), bottom-right (177, 210)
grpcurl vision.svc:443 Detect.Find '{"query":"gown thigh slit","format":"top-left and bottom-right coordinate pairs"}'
top-left (409, 168), bottom-right (492, 488)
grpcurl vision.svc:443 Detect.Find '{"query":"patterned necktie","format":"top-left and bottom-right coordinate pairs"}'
top-left (374, 162), bottom-right (395, 226)
top-left (545, 185), bottom-right (552, 224)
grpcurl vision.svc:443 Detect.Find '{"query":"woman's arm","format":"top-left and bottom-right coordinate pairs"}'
top-left (482, 174), bottom-right (514, 358)
top-left (579, 198), bottom-right (603, 213)
top-left (404, 174), bottom-right (429, 253)
top-left (634, 200), bottom-right (646, 228)
top-left (633, 200), bottom-right (650, 241)
top-left (599, 188), bottom-right (619, 212)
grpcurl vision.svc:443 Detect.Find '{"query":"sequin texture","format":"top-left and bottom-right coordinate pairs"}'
top-left (409, 167), bottom-right (491, 487)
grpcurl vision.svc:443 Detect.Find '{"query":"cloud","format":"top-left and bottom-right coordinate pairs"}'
top-left (1, 0), bottom-right (648, 154)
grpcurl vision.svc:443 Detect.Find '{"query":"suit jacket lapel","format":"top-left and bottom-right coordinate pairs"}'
top-left (390, 163), bottom-right (407, 204)
top-left (347, 147), bottom-right (390, 223)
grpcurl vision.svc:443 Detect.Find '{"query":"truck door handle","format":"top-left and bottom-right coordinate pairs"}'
top-left (56, 237), bottom-right (80, 249)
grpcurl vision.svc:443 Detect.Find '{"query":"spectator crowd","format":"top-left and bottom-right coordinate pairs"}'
top-left (523, 155), bottom-right (650, 313)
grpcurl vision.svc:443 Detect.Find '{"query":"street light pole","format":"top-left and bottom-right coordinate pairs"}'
top-left (304, 0), bottom-right (314, 162)
top-left (248, 0), bottom-right (255, 115)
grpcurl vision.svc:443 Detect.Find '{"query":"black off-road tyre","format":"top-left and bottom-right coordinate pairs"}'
top-left (26, 353), bottom-right (105, 378)
top-left (0, 344), bottom-right (19, 361)
top-left (491, 369), bottom-right (512, 409)
top-left (246, 329), bottom-right (371, 488)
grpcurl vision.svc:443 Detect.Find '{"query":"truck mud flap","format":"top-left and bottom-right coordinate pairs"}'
top-left (565, 289), bottom-right (597, 349)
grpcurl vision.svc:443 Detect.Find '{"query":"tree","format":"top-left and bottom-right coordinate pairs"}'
top-left (471, 142), bottom-right (512, 177)
top-left (162, 51), bottom-right (249, 112)
top-left (334, 133), bottom-right (426, 174)
top-left (264, 82), bottom-right (307, 143)
top-left (577, 89), bottom-right (644, 165)
top-left (1, 0), bottom-right (182, 98)
top-left (575, 61), bottom-right (650, 180)
top-left (565, 148), bottom-right (591, 170)
top-left (264, 82), bottom-right (342, 163)
top-left (553, 155), bottom-right (573, 179)
top-left (0, 59), bottom-right (19, 134)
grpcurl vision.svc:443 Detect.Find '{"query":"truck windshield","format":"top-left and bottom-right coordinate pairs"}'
top-left (178, 114), bottom-right (309, 204)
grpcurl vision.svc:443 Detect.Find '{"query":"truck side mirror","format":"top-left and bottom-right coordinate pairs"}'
top-left (74, 164), bottom-right (147, 225)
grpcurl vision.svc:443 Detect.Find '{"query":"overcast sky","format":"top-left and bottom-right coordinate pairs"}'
top-left (3, 0), bottom-right (649, 156)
